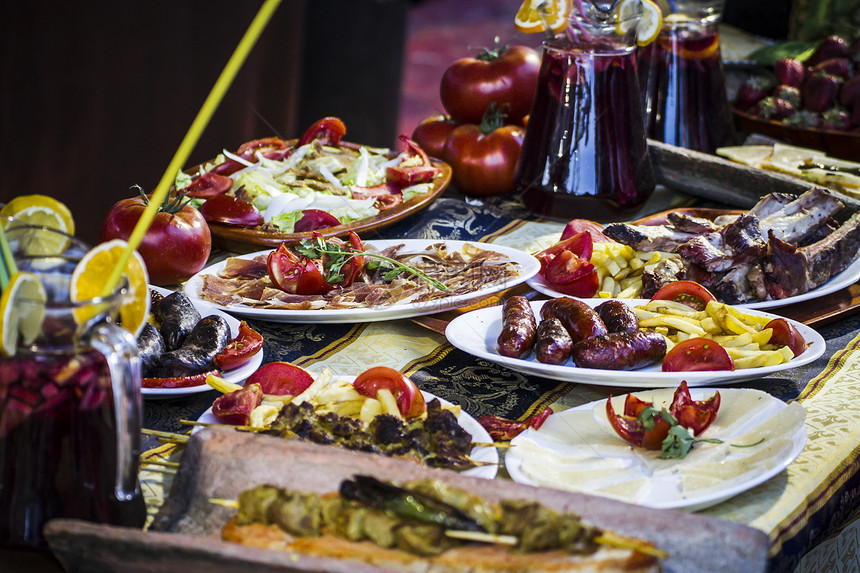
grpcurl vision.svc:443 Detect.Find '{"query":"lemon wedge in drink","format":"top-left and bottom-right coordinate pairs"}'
top-left (515, 0), bottom-right (572, 34)
top-left (70, 239), bottom-right (150, 337)
top-left (637, 0), bottom-right (663, 46)
top-left (1, 195), bottom-right (75, 256)
top-left (0, 272), bottom-right (47, 357)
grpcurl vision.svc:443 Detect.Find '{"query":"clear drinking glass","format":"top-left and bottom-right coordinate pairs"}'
top-left (515, 1), bottom-right (655, 222)
top-left (0, 225), bottom-right (146, 552)
top-left (638, 0), bottom-right (734, 153)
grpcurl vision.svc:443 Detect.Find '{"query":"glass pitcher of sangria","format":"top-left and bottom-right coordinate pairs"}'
top-left (515, 0), bottom-right (655, 222)
top-left (0, 224), bottom-right (146, 552)
top-left (638, 0), bottom-right (734, 153)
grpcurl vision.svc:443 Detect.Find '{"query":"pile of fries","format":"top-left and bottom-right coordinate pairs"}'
top-left (591, 243), bottom-right (676, 299)
top-left (207, 370), bottom-right (457, 429)
top-left (633, 299), bottom-right (796, 369)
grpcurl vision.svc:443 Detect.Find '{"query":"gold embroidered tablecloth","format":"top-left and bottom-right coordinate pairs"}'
top-left (142, 195), bottom-right (860, 573)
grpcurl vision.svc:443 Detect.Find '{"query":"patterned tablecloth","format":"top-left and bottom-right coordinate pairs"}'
top-left (142, 194), bottom-right (860, 573)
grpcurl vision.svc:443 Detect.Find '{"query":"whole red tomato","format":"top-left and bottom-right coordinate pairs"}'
top-left (443, 112), bottom-right (525, 196)
top-left (410, 115), bottom-right (458, 160)
top-left (99, 192), bottom-right (211, 286)
top-left (440, 41), bottom-right (540, 125)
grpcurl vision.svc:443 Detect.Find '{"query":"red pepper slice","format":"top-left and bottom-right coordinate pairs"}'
top-left (298, 117), bottom-right (347, 147)
top-left (142, 369), bottom-right (220, 389)
top-left (477, 407), bottom-right (554, 441)
top-left (668, 381), bottom-right (720, 436)
top-left (213, 322), bottom-right (264, 371)
top-left (294, 209), bottom-right (342, 233)
top-left (606, 396), bottom-right (672, 450)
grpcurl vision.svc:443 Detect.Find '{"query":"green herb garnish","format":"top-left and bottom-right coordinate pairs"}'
top-left (295, 236), bottom-right (452, 292)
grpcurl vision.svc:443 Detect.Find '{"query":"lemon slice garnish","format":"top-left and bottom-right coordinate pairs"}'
top-left (515, 0), bottom-right (572, 34)
top-left (0, 272), bottom-right (46, 357)
top-left (614, 0), bottom-right (640, 35)
top-left (1, 195), bottom-right (75, 256)
top-left (637, 0), bottom-right (663, 46)
top-left (70, 239), bottom-right (150, 337)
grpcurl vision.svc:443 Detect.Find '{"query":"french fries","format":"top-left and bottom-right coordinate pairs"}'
top-left (633, 300), bottom-right (796, 369)
top-left (590, 243), bottom-right (677, 299)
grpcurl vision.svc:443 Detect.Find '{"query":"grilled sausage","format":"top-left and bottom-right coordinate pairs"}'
top-left (540, 298), bottom-right (608, 344)
top-left (595, 300), bottom-right (639, 333)
top-left (157, 315), bottom-right (232, 376)
top-left (136, 322), bottom-right (166, 378)
top-left (571, 330), bottom-right (667, 370)
top-left (497, 296), bottom-right (537, 358)
top-left (534, 317), bottom-right (573, 365)
top-left (155, 292), bottom-right (202, 350)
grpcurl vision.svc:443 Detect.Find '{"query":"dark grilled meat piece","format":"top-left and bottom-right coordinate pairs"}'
top-left (155, 292), bottom-right (201, 350)
top-left (136, 322), bottom-right (166, 377)
top-left (157, 314), bottom-right (231, 376)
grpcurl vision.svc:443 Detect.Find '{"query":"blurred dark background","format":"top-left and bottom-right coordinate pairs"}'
top-left (1, 0), bottom-right (802, 246)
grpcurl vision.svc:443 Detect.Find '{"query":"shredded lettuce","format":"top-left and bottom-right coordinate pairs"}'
top-left (402, 183), bottom-right (434, 202)
top-left (270, 211), bottom-right (302, 233)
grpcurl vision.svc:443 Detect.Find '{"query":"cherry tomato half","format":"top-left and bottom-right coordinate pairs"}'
top-left (353, 366), bottom-right (427, 419)
top-left (765, 318), bottom-right (807, 357)
top-left (662, 338), bottom-right (735, 372)
top-left (267, 244), bottom-right (332, 295)
top-left (213, 321), bottom-right (264, 371)
top-left (651, 281), bottom-right (717, 311)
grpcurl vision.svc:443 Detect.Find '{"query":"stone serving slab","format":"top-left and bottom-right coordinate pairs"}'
top-left (44, 426), bottom-right (769, 573)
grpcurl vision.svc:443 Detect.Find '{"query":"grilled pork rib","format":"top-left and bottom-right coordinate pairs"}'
top-left (764, 211), bottom-right (860, 299)
top-left (613, 188), bottom-right (859, 303)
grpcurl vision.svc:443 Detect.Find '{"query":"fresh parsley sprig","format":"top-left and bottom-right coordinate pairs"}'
top-left (636, 407), bottom-right (764, 459)
top-left (295, 237), bottom-right (452, 292)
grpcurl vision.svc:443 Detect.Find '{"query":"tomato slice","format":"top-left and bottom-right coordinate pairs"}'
top-left (386, 135), bottom-right (439, 186)
top-left (267, 244), bottom-right (332, 295)
top-left (198, 194), bottom-right (264, 227)
top-left (560, 219), bottom-right (613, 243)
top-left (183, 172), bottom-right (234, 199)
top-left (543, 250), bottom-right (599, 297)
top-left (244, 362), bottom-right (315, 396)
top-left (294, 209), bottom-right (342, 233)
top-left (212, 383), bottom-right (264, 426)
top-left (765, 318), bottom-right (807, 357)
top-left (662, 338), bottom-right (734, 372)
top-left (535, 231), bottom-right (594, 271)
top-left (651, 281), bottom-right (717, 311)
top-left (298, 117), bottom-right (347, 147)
top-left (237, 137), bottom-right (288, 160)
top-left (213, 321), bottom-right (264, 371)
top-left (352, 366), bottom-right (426, 419)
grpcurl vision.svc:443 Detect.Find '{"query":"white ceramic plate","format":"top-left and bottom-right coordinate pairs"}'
top-left (506, 387), bottom-right (807, 511)
top-left (194, 385), bottom-right (499, 480)
top-left (527, 255), bottom-right (860, 311)
top-left (142, 286), bottom-right (264, 399)
top-left (445, 299), bottom-right (825, 388)
top-left (184, 240), bottom-right (540, 323)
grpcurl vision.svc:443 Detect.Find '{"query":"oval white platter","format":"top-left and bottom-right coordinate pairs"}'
top-left (445, 298), bottom-right (825, 388)
top-left (195, 384), bottom-right (499, 480)
top-left (506, 387), bottom-right (806, 511)
top-left (184, 239), bottom-right (540, 323)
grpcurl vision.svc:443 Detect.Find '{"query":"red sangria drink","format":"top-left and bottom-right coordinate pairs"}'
top-left (0, 227), bottom-right (145, 552)
top-left (638, 9), bottom-right (734, 153)
top-left (516, 6), bottom-right (654, 222)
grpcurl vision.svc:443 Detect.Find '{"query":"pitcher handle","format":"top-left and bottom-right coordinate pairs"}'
top-left (90, 322), bottom-right (142, 501)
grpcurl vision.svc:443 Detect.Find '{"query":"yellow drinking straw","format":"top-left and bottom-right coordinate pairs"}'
top-left (101, 0), bottom-right (282, 297)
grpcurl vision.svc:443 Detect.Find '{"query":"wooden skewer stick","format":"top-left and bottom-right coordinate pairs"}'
top-left (142, 428), bottom-right (189, 443)
top-left (139, 459), bottom-right (180, 469)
